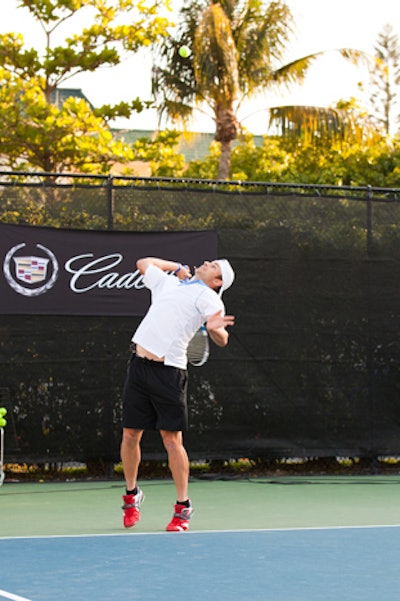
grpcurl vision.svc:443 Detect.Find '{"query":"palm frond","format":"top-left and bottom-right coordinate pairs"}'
top-left (269, 105), bottom-right (381, 146)
top-left (271, 53), bottom-right (322, 87)
top-left (339, 48), bottom-right (371, 67)
top-left (235, 0), bottom-right (294, 93)
top-left (193, 4), bottom-right (239, 106)
top-left (271, 48), bottom-right (370, 90)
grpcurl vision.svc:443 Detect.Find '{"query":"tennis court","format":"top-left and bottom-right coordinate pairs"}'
top-left (1, 477), bottom-right (400, 600)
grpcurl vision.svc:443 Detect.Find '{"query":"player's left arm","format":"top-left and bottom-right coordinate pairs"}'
top-left (206, 310), bottom-right (235, 347)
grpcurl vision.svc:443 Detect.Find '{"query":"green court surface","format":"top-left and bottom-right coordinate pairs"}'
top-left (1, 476), bottom-right (400, 538)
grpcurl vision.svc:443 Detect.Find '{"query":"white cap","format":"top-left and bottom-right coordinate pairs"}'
top-left (214, 259), bottom-right (235, 297)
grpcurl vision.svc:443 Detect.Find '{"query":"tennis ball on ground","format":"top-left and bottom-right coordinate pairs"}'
top-left (0, 417), bottom-right (7, 427)
top-left (179, 45), bottom-right (190, 58)
top-left (0, 408), bottom-right (7, 417)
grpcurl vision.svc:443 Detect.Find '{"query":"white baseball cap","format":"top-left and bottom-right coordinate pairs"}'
top-left (214, 259), bottom-right (235, 296)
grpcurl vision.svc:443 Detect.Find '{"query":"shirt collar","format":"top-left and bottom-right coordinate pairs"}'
top-left (179, 278), bottom-right (207, 287)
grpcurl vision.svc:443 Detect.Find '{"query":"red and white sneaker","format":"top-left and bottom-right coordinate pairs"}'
top-left (166, 501), bottom-right (194, 532)
top-left (122, 488), bottom-right (144, 528)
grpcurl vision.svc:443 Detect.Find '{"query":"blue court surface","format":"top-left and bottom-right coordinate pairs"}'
top-left (1, 525), bottom-right (400, 601)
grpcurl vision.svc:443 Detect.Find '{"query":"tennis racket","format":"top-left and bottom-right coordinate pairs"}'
top-left (187, 325), bottom-right (210, 366)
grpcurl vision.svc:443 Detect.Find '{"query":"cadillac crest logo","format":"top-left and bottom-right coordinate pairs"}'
top-left (3, 243), bottom-right (59, 296)
top-left (14, 256), bottom-right (49, 284)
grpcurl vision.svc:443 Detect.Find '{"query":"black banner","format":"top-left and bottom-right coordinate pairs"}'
top-left (0, 224), bottom-right (217, 316)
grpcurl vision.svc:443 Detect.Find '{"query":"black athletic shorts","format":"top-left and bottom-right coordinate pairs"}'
top-left (122, 355), bottom-right (188, 431)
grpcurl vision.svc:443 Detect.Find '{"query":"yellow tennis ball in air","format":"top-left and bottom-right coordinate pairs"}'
top-left (179, 46), bottom-right (190, 58)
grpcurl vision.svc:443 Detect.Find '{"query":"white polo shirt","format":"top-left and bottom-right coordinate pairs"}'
top-left (132, 265), bottom-right (225, 369)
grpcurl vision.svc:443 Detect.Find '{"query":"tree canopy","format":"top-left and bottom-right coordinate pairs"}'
top-left (152, 0), bottom-right (365, 179)
top-left (0, 0), bottom-right (172, 172)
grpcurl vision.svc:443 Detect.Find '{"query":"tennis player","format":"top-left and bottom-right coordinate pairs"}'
top-left (120, 256), bottom-right (235, 531)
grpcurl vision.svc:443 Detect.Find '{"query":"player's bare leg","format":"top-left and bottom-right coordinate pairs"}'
top-left (160, 430), bottom-right (189, 500)
top-left (161, 430), bottom-right (194, 531)
top-left (120, 428), bottom-right (145, 528)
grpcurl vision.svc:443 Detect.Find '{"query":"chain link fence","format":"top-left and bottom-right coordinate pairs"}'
top-left (1, 172), bottom-right (400, 465)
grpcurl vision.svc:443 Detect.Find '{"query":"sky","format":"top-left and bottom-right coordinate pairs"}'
top-left (2, 0), bottom-right (400, 134)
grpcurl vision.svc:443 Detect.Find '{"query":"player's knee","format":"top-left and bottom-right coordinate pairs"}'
top-left (122, 428), bottom-right (143, 445)
top-left (160, 430), bottom-right (182, 452)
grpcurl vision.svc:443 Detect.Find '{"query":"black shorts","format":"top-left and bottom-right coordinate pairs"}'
top-left (122, 355), bottom-right (188, 431)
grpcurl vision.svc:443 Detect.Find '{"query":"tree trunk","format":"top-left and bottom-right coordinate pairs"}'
top-left (217, 139), bottom-right (232, 179)
top-left (215, 107), bottom-right (238, 179)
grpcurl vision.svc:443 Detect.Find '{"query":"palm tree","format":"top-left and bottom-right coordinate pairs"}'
top-left (152, 0), bottom-right (365, 179)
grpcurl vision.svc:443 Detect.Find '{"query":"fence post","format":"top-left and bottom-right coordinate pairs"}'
top-left (365, 185), bottom-right (377, 469)
top-left (366, 185), bottom-right (373, 257)
top-left (106, 175), bottom-right (114, 231)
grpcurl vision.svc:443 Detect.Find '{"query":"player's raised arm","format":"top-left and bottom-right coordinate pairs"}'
top-left (136, 257), bottom-right (191, 279)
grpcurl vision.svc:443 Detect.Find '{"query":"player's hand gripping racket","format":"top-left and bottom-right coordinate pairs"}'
top-left (187, 325), bottom-right (210, 366)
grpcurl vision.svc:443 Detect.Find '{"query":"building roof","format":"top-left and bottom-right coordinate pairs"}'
top-left (50, 88), bottom-right (95, 111)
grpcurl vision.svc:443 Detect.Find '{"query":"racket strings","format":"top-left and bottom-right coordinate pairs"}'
top-left (187, 328), bottom-right (209, 366)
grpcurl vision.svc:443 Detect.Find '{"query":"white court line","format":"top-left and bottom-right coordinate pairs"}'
top-left (0, 523), bottom-right (400, 541)
top-left (0, 590), bottom-right (31, 601)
